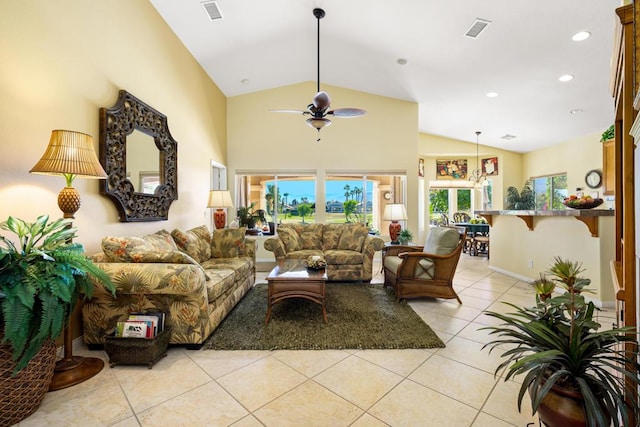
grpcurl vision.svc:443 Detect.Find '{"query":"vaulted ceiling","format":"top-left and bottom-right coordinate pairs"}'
top-left (150, 0), bottom-right (619, 153)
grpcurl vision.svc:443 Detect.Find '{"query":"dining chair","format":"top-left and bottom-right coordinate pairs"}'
top-left (452, 212), bottom-right (470, 223)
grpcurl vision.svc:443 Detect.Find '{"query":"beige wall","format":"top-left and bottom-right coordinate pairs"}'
top-left (524, 132), bottom-right (606, 202)
top-left (227, 82), bottom-right (420, 234)
top-left (0, 0), bottom-right (227, 254)
top-left (419, 133), bottom-right (524, 212)
top-left (489, 132), bottom-right (615, 305)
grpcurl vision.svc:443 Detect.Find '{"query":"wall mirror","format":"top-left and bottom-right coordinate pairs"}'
top-left (99, 90), bottom-right (178, 221)
top-left (126, 130), bottom-right (160, 194)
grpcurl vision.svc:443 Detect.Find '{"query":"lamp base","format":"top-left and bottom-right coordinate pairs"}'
top-left (57, 186), bottom-right (80, 219)
top-left (48, 356), bottom-right (104, 391)
top-left (213, 209), bottom-right (227, 229)
top-left (389, 221), bottom-right (402, 244)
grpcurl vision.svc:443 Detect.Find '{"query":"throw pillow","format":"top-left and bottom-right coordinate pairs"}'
top-left (102, 230), bottom-right (178, 262)
top-left (171, 225), bottom-right (212, 263)
top-left (211, 228), bottom-right (246, 258)
top-left (322, 224), bottom-right (343, 251)
top-left (337, 224), bottom-right (369, 252)
top-left (277, 227), bottom-right (302, 252)
top-left (295, 224), bottom-right (323, 250)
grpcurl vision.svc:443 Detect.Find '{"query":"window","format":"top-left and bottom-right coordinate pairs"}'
top-left (324, 177), bottom-right (372, 224)
top-left (532, 174), bottom-right (567, 210)
top-left (236, 174), bottom-right (317, 229)
top-left (326, 173), bottom-right (405, 233)
top-left (235, 172), bottom-right (405, 233)
top-left (428, 188), bottom-right (473, 224)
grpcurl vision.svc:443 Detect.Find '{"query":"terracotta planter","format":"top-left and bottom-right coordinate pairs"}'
top-left (0, 338), bottom-right (57, 426)
top-left (530, 380), bottom-right (610, 427)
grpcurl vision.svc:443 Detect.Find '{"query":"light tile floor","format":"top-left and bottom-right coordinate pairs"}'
top-left (17, 254), bottom-right (617, 426)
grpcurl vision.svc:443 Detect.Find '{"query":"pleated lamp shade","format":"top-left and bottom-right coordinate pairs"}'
top-left (30, 130), bottom-right (107, 180)
top-left (30, 130), bottom-right (107, 218)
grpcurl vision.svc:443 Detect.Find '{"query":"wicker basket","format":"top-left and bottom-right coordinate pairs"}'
top-left (0, 338), bottom-right (57, 426)
top-left (104, 327), bottom-right (171, 369)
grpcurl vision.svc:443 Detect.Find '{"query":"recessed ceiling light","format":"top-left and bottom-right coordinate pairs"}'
top-left (486, 92), bottom-right (498, 98)
top-left (570, 108), bottom-right (583, 115)
top-left (572, 31), bottom-right (591, 42)
top-left (397, 58), bottom-right (408, 65)
top-left (241, 78), bottom-right (250, 85)
top-left (558, 74), bottom-right (574, 82)
top-left (501, 134), bottom-right (516, 141)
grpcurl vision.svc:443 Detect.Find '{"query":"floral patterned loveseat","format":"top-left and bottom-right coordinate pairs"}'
top-left (82, 226), bottom-right (255, 348)
top-left (264, 223), bottom-right (384, 282)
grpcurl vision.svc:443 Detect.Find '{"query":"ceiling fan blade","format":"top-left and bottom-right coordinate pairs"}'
top-left (327, 108), bottom-right (367, 117)
top-left (270, 109), bottom-right (310, 115)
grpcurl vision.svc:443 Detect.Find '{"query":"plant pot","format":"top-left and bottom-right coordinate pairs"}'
top-left (0, 338), bottom-right (57, 426)
top-left (529, 380), bottom-right (610, 427)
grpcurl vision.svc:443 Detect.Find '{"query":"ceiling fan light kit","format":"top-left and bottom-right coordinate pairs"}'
top-left (272, 8), bottom-right (366, 140)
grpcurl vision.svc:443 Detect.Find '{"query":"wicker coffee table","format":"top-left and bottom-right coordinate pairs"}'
top-left (265, 259), bottom-right (328, 323)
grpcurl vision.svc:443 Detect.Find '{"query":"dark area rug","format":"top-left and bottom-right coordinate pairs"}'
top-left (204, 283), bottom-right (445, 350)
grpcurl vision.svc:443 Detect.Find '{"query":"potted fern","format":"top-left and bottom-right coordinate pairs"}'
top-left (0, 215), bottom-right (114, 423)
top-left (398, 229), bottom-right (413, 245)
top-left (482, 257), bottom-right (640, 427)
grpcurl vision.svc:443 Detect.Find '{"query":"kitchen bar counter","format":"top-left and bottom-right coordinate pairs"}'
top-left (477, 209), bottom-right (614, 237)
top-left (475, 209), bottom-right (615, 305)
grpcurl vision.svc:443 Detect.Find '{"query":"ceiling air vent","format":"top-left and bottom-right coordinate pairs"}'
top-left (465, 18), bottom-right (491, 38)
top-left (202, 1), bottom-right (223, 21)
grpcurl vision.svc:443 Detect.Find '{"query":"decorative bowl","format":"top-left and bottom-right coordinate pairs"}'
top-left (562, 198), bottom-right (604, 209)
top-left (306, 255), bottom-right (326, 270)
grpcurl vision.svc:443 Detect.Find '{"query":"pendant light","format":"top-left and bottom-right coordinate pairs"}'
top-left (469, 131), bottom-right (487, 188)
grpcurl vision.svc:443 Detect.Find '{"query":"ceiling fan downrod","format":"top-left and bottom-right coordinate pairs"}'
top-left (313, 8), bottom-right (325, 94)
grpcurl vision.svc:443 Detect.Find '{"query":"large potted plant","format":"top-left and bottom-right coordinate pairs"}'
top-left (482, 257), bottom-right (639, 427)
top-left (0, 215), bottom-right (114, 424)
top-left (236, 202), bottom-right (267, 233)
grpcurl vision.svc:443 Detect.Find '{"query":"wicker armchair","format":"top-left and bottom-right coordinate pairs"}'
top-left (383, 226), bottom-right (465, 303)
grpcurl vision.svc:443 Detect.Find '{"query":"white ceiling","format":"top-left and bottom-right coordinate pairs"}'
top-left (149, 0), bottom-right (620, 153)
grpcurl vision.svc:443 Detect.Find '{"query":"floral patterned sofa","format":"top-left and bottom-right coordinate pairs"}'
top-left (82, 226), bottom-right (255, 348)
top-left (263, 223), bottom-right (384, 282)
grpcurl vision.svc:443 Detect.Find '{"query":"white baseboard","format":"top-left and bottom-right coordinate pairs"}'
top-left (488, 265), bottom-right (614, 309)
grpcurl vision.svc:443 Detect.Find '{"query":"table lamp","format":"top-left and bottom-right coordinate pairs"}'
top-left (30, 129), bottom-right (108, 390)
top-left (383, 203), bottom-right (407, 244)
top-left (208, 190), bottom-right (234, 229)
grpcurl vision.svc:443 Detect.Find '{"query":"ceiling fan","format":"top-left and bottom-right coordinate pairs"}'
top-left (272, 8), bottom-right (366, 141)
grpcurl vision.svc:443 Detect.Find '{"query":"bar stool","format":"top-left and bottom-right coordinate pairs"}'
top-left (473, 234), bottom-right (490, 258)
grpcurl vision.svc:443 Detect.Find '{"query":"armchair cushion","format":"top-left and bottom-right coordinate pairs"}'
top-left (423, 227), bottom-right (460, 255)
top-left (171, 225), bottom-right (211, 263)
top-left (101, 230), bottom-right (178, 262)
top-left (211, 228), bottom-right (247, 258)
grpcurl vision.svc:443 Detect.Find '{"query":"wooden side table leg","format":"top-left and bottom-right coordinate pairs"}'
top-left (265, 283), bottom-right (272, 324)
top-left (322, 302), bottom-right (327, 323)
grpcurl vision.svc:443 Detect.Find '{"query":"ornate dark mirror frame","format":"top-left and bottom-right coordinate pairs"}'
top-left (99, 90), bottom-right (178, 222)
